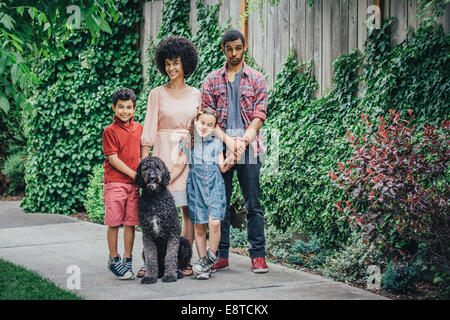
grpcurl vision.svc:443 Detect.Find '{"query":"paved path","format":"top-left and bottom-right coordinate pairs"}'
top-left (0, 201), bottom-right (387, 300)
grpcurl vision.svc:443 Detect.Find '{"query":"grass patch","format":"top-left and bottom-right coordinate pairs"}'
top-left (0, 258), bottom-right (84, 300)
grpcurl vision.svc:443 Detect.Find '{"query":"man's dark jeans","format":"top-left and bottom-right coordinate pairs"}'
top-left (219, 146), bottom-right (266, 259)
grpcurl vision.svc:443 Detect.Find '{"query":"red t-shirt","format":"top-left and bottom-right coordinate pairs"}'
top-left (102, 115), bottom-right (143, 183)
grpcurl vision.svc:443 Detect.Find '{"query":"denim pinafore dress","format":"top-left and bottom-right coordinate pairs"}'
top-left (179, 133), bottom-right (226, 224)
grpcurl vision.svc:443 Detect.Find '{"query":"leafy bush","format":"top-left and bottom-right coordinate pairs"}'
top-left (331, 112), bottom-right (449, 282)
top-left (265, 225), bottom-right (293, 260)
top-left (0, 100), bottom-right (26, 169)
top-left (286, 236), bottom-right (326, 268)
top-left (362, 18), bottom-right (449, 126)
top-left (229, 226), bottom-right (248, 248)
top-left (83, 164), bottom-right (105, 224)
top-left (382, 261), bottom-right (417, 293)
top-left (21, 0), bottom-right (142, 214)
top-left (261, 49), bottom-right (361, 249)
top-left (261, 18), bottom-right (449, 256)
top-left (2, 147), bottom-right (27, 195)
top-left (322, 234), bottom-right (381, 285)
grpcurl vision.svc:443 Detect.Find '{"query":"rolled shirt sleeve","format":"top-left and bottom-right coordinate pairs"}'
top-left (251, 76), bottom-right (268, 122)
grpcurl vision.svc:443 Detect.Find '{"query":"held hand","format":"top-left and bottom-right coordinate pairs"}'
top-left (224, 151), bottom-right (238, 170)
top-left (233, 137), bottom-right (246, 159)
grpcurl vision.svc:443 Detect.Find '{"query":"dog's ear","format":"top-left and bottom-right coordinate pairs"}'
top-left (135, 161), bottom-right (144, 188)
top-left (160, 159), bottom-right (171, 188)
top-left (162, 170), bottom-right (170, 188)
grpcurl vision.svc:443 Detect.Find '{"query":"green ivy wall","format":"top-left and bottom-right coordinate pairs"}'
top-left (21, 0), bottom-right (142, 214)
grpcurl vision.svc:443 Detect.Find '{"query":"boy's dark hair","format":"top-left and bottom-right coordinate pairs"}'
top-left (222, 30), bottom-right (246, 47)
top-left (155, 36), bottom-right (198, 78)
top-left (112, 88), bottom-right (136, 107)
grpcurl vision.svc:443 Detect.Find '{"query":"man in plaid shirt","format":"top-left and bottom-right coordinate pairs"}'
top-left (201, 30), bottom-right (269, 274)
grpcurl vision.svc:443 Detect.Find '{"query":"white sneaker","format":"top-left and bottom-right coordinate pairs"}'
top-left (195, 270), bottom-right (211, 280)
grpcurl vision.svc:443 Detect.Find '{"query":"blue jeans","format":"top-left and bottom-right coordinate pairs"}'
top-left (219, 147), bottom-right (266, 259)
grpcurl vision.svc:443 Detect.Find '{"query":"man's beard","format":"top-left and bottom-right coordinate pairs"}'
top-left (229, 56), bottom-right (242, 66)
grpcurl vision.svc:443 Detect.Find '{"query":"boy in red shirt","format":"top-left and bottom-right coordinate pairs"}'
top-left (102, 88), bottom-right (143, 280)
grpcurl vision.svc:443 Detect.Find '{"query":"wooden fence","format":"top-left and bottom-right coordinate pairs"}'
top-left (140, 0), bottom-right (449, 94)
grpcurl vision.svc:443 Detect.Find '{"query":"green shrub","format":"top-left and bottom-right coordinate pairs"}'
top-left (322, 234), bottom-right (381, 285)
top-left (265, 225), bottom-right (293, 260)
top-left (261, 18), bottom-right (449, 256)
top-left (286, 236), bottom-right (326, 268)
top-left (229, 226), bottom-right (248, 248)
top-left (83, 164), bottom-right (105, 224)
top-left (331, 111), bottom-right (449, 289)
top-left (2, 148), bottom-right (27, 195)
top-left (382, 261), bottom-right (417, 293)
top-left (262, 49), bottom-right (361, 249)
top-left (363, 19), bottom-right (449, 127)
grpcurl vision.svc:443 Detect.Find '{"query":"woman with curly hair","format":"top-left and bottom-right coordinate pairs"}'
top-left (140, 36), bottom-right (200, 277)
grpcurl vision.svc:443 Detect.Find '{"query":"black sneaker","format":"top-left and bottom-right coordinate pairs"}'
top-left (108, 255), bottom-right (135, 280)
top-left (122, 256), bottom-right (135, 276)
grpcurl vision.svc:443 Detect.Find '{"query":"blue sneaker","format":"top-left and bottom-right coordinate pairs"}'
top-left (108, 255), bottom-right (135, 280)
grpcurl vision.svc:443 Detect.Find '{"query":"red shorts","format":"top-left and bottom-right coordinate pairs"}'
top-left (103, 182), bottom-right (140, 226)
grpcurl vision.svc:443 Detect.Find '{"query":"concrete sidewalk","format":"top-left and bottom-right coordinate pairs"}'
top-left (0, 200), bottom-right (387, 300)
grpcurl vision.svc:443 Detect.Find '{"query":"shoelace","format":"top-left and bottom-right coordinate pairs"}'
top-left (112, 261), bottom-right (128, 275)
top-left (198, 257), bottom-right (211, 269)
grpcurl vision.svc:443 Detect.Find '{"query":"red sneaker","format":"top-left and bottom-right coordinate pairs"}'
top-left (251, 257), bottom-right (269, 273)
top-left (211, 258), bottom-right (229, 272)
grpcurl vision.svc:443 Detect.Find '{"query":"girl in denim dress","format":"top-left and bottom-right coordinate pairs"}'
top-left (170, 107), bottom-right (228, 279)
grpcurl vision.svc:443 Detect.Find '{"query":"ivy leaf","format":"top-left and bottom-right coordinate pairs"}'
top-left (10, 63), bottom-right (20, 85)
top-left (0, 95), bottom-right (10, 113)
top-left (0, 13), bottom-right (15, 30)
top-left (28, 7), bottom-right (37, 20)
top-left (99, 16), bottom-right (112, 34)
top-left (0, 54), bottom-right (9, 73)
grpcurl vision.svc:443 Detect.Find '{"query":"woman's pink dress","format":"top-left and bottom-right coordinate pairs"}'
top-left (141, 85), bottom-right (200, 193)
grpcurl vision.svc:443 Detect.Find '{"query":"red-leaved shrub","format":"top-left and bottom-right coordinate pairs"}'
top-left (330, 110), bottom-right (449, 280)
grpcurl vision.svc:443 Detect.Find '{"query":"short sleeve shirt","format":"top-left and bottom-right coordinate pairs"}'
top-left (102, 115), bottom-right (143, 183)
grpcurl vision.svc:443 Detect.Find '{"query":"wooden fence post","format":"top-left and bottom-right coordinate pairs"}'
top-left (240, 0), bottom-right (248, 43)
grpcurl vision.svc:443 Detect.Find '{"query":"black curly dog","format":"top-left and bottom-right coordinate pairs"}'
top-left (135, 156), bottom-right (192, 284)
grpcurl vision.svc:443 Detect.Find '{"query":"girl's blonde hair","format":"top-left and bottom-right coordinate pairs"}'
top-left (186, 107), bottom-right (218, 149)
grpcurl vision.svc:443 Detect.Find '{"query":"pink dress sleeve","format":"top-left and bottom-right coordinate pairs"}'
top-left (141, 88), bottom-right (160, 147)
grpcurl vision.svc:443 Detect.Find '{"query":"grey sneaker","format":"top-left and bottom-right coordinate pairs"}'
top-left (108, 255), bottom-right (135, 280)
top-left (193, 249), bottom-right (218, 275)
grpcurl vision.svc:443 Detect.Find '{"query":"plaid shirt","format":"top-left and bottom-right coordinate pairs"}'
top-left (201, 62), bottom-right (268, 157)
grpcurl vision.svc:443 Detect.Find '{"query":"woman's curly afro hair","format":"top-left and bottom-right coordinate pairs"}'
top-left (155, 36), bottom-right (198, 78)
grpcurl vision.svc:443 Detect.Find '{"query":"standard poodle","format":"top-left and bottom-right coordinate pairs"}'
top-left (135, 156), bottom-right (192, 284)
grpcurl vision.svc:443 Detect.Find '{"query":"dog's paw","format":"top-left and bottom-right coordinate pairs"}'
top-left (161, 274), bottom-right (177, 283)
top-left (177, 270), bottom-right (184, 279)
top-left (141, 277), bottom-right (157, 284)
